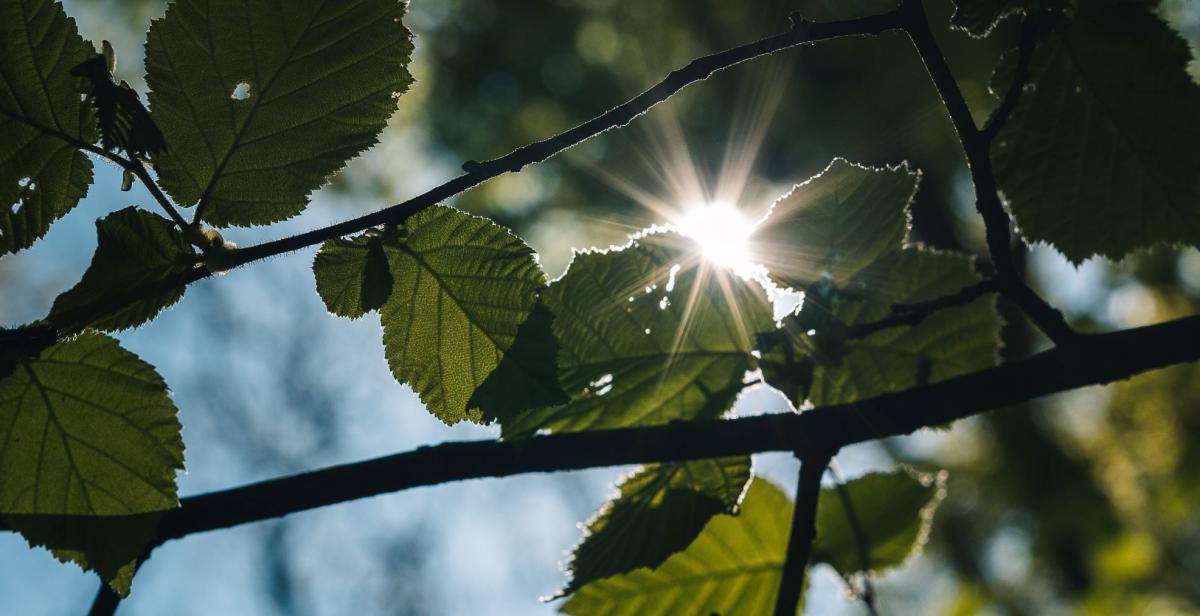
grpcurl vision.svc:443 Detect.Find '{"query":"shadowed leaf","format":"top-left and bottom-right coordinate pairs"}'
top-left (469, 301), bottom-right (568, 425)
top-left (313, 232), bottom-right (393, 319)
top-left (0, 0), bottom-right (96, 253)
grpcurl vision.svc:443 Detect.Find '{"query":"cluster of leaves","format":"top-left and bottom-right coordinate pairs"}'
top-left (0, 0), bottom-right (1198, 611)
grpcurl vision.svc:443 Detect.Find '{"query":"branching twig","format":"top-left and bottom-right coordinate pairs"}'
top-left (846, 279), bottom-right (998, 339)
top-left (0, 109), bottom-right (189, 229)
top-left (898, 0), bottom-right (1075, 345)
top-left (775, 453), bottom-right (831, 616)
top-left (982, 15), bottom-right (1038, 141)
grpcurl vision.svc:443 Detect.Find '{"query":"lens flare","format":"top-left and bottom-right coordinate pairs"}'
top-left (676, 202), bottom-right (756, 273)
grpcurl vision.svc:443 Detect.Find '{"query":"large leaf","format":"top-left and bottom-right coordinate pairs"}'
top-left (949, 0), bottom-right (1022, 37)
top-left (380, 206), bottom-right (545, 424)
top-left (564, 457), bottom-right (752, 595)
top-left (812, 470), bottom-right (945, 575)
top-left (468, 302), bottom-right (569, 425)
top-left (313, 232), bottom-right (393, 319)
top-left (0, 333), bottom-right (183, 593)
top-left (560, 478), bottom-right (799, 616)
top-left (750, 158), bottom-right (917, 292)
top-left (992, 2), bottom-right (1200, 262)
top-left (507, 234), bottom-right (774, 435)
top-left (0, 0), bottom-right (96, 254)
top-left (145, 0), bottom-right (414, 226)
top-left (50, 207), bottom-right (196, 332)
top-left (0, 332), bottom-right (184, 514)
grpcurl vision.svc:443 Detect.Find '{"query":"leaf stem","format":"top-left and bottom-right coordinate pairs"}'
top-left (775, 453), bottom-right (831, 616)
top-left (845, 279), bottom-right (998, 339)
top-left (898, 0), bottom-right (1075, 345)
top-left (830, 464), bottom-right (882, 616)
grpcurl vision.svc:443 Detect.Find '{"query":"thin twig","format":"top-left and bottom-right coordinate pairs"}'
top-left (775, 453), bottom-right (831, 616)
top-left (846, 279), bottom-right (998, 339)
top-left (898, 0), bottom-right (1075, 345)
top-left (981, 15), bottom-right (1038, 141)
top-left (829, 465), bottom-right (882, 616)
top-left (0, 108), bottom-right (189, 229)
top-left (0, 314), bottom-right (1185, 544)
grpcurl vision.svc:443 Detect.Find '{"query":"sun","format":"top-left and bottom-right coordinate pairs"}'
top-left (675, 202), bottom-right (757, 274)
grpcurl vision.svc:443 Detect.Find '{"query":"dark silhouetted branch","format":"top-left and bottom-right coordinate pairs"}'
top-left (846, 279), bottom-right (998, 339)
top-left (775, 454), bottom-right (831, 616)
top-left (982, 15), bottom-right (1038, 141)
top-left (898, 0), bottom-right (1074, 345)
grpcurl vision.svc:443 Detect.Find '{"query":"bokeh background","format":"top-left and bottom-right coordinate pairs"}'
top-left (3, 0), bottom-right (1200, 614)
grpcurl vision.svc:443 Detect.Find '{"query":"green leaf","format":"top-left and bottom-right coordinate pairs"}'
top-left (0, 332), bottom-right (184, 514)
top-left (0, 0), bottom-right (96, 254)
top-left (812, 470), bottom-right (945, 575)
top-left (798, 251), bottom-right (998, 407)
top-left (3, 511), bottom-right (163, 596)
top-left (751, 158), bottom-right (917, 292)
top-left (950, 0), bottom-right (1022, 37)
top-left (313, 232), bottom-right (393, 319)
top-left (145, 0), bottom-right (414, 226)
top-left (992, 2), bottom-right (1200, 262)
top-left (564, 457), bottom-right (752, 595)
top-left (50, 207), bottom-right (196, 332)
top-left (468, 301), bottom-right (569, 425)
top-left (380, 206), bottom-right (545, 424)
top-left (561, 478), bottom-right (800, 616)
top-left (506, 234), bottom-right (774, 436)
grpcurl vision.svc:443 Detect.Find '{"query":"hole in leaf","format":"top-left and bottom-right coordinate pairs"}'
top-left (589, 373), bottom-right (614, 397)
top-left (230, 82), bottom-right (252, 100)
top-left (17, 177), bottom-right (32, 189)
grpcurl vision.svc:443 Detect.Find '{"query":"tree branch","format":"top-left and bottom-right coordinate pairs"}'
top-left (0, 314), bottom-right (1171, 546)
top-left (775, 454), bottom-right (831, 616)
top-left (898, 0), bottom-right (1074, 345)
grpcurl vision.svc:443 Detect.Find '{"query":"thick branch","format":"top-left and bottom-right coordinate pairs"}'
top-left (59, 314), bottom-right (1185, 545)
top-left (899, 1), bottom-right (1074, 344)
top-left (775, 454), bottom-right (830, 616)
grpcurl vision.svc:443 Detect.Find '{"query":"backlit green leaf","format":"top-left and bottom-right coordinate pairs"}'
top-left (50, 207), bottom-right (196, 332)
top-left (751, 158), bottom-right (917, 292)
top-left (313, 232), bottom-right (393, 319)
top-left (380, 206), bottom-right (545, 424)
top-left (992, 2), bottom-right (1200, 262)
top-left (950, 0), bottom-right (1022, 37)
top-left (561, 478), bottom-right (800, 616)
top-left (0, 332), bottom-right (184, 515)
top-left (468, 302), bottom-right (569, 425)
top-left (813, 470), bottom-right (945, 575)
top-left (0, 0), bottom-right (96, 253)
top-left (506, 233), bottom-right (774, 435)
top-left (564, 457), bottom-right (752, 595)
top-left (145, 0), bottom-right (414, 226)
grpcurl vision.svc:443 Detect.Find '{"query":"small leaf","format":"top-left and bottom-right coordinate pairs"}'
top-left (50, 207), bottom-right (196, 332)
top-left (145, 0), bottom-right (415, 226)
top-left (0, 332), bottom-right (185, 515)
top-left (812, 470), bottom-right (946, 575)
top-left (949, 0), bottom-right (1023, 37)
top-left (561, 478), bottom-right (800, 616)
top-left (468, 301), bottom-right (569, 425)
top-left (313, 233), bottom-right (393, 319)
top-left (380, 206), bottom-right (545, 424)
top-left (0, 0), bottom-right (97, 254)
top-left (507, 234), bottom-right (774, 436)
top-left (564, 457), bottom-right (752, 594)
top-left (992, 2), bottom-right (1200, 262)
top-left (751, 158), bottom-right (918, 292)
top-left (4, 511), bottom-right (163, 596)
